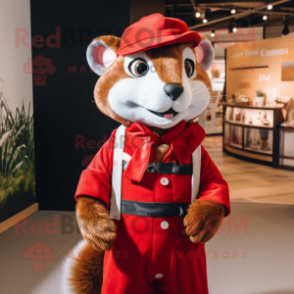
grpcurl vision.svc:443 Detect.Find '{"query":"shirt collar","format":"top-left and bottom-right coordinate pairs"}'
top-left (126, 120), bottom-right (205, 164)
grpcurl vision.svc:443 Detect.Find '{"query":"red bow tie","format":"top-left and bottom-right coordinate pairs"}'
top-left (124, 121), bottom-right (205, 182)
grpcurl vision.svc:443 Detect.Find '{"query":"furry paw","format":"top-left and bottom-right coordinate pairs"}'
top-left (183, 200), bottom-right (225, 244)
top-left (76, 197), bottom-right (116, 251)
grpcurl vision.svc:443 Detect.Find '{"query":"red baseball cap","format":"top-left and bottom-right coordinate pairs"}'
top-left (117, 13), bottom-right (201, 56)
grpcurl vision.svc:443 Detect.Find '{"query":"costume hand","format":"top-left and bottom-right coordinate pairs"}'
top-left (76, 197), bottom-right (116, 251)
top-left (183, 200), bottom-right (225, 244)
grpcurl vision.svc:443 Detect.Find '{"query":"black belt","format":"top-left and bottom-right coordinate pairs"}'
top-left (121, 199), bottom-right (189, 218)
top-left (123, 161), bottom-right (193, 175)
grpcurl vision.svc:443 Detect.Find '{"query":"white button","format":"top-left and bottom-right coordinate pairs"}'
top-left (161, 221), bottom-right (169, 230)
top-left (160, 177), bottom-right (169, 186)
top-left (155, 273), bottom-right (164, 279)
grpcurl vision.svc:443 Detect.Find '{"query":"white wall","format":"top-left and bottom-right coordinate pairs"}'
top-left (201, 27), bottom-right (264, 59)
top-left (0, 0), bottom-right (33, 111)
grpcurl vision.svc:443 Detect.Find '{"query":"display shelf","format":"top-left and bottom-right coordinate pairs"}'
top-left (223, 104), bottom-right (284, 167)
top-left (222, 103), bottom-right (283, 110)
top-left (224, 145), bottom-right (273, 163)
top-left (279, 127), bottom-right (294, 170)
top-left (224, 120), bottom-right (273, 129)
top-left (280, 125), bottom-right (294, 129)
top-left (229, 142), bottom-right (243, 149)
top-left (244, 146), bottom-right (273, 155)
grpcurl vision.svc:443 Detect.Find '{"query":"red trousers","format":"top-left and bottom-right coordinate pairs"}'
top-left (101, 214), bottom-right (209, 294)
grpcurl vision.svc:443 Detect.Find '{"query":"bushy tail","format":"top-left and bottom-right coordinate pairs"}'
top-left (62, 240), bottom-right (104, 294)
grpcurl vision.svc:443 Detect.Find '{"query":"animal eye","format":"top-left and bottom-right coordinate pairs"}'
top-left (184, 59), bottom-right (195, 78)
top-left (129, 59), bottom-right (149, 77)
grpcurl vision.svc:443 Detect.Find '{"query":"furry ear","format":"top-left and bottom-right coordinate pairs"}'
top-left (195, 37), bottom-right (214, 71)
top-left (86, 36), bottom-right (121, 75)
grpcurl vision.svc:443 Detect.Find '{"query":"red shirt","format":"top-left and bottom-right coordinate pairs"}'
top-left (75, 121), bottom-right (230, 215)
top-left (75, 121), bottom-right (230, 293)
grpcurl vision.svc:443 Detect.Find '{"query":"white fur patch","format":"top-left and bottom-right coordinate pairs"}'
top-left (86, 39), bottom-right (116, 75)
top-left (61, 239), bottom-right (87, 294)
top-left (197, 39), bottom-right (214, 71)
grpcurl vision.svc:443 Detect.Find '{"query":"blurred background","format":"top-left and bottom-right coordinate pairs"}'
top-left (0, 1), bottom-right (294, 293)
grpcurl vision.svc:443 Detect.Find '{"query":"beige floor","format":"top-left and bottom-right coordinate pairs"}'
top-left (0, 138), bottom-right (294, 294)
top-left (203, 136), bottom-right (294, 205)
top-left (1, 203), bottom-right (293, 294)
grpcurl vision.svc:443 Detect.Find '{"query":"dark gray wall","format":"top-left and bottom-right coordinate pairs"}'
top-left (31, 0), bottom-right (130, 211)
top-left (130, 0), bottom-right (165, 23)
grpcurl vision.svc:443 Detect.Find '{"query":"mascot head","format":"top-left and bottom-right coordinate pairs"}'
top-left (86, 13), bottom-right (214, 129)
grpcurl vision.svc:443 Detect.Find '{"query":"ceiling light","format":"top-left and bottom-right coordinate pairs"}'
top-left (202, 9), bottom-right (210, 24)
top-left (263, 15), bottom-right (268, 21)
top-left (231, 8), bottom-right (236, 14)
top-left (233, 27), bottom-right (237, 33)
top-left (196, 11), bottom-right (201, 18)
top-left (211, 29), bottom-right (215, 37)
top-left (267, 4), bottom-right (273, 10)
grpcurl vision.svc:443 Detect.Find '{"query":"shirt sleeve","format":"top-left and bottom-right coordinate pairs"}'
top-left (74, 130), bottom-right (116, 209)
top-left (198, 145), bottom-right (231, 216)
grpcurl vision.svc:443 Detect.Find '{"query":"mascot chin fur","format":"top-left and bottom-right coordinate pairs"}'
top-left (62, 13), bottom-right (230, 294)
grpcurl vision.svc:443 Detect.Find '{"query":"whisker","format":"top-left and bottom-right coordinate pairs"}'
top-left (192, 83), bottom-right (213, 88)
top-left (190, 83), bottom-right (205, 92)
top-left (193, 94), bottom-right (229, 97)
top-left (192, 97), bottom-right (217, 100)
top-left (192, 88), bottom-right (213, 92)
top-left (192, 89), bottom-right (213, 94)
top-left (192, 80), bottom-right (213, 87)
top-left (195, 96), bottom-right (223, 97)
top-left (193, 98), bottom-right (217, 101)
top-left (192, 86), bottom-right (213, 91)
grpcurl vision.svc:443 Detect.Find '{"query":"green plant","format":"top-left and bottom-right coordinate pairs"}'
top-left (0, 161), bottom-right (35, 206)
top-left (0, 92), bottom-right (35, 206)
top-left (256, 90), bottom-right (264, 97)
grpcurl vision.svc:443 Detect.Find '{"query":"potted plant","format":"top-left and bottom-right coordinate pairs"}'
top-left (255, 90), bottom-right (265, 107)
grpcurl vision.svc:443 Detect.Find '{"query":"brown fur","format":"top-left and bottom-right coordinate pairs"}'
top-left (94, 36), bottom-right (212, 127)
top-left (71, 199), bottom-right (224, 294)
top-left (69, 243), bottom-right (104, 294)
top-left (155, 143), bottom-right (170, 162)
top-left (195, 34), bottom-right (213, 99)
top-left (145, 43), bottom-right (185, 84)
top-left (70, 35), bottom-right (219, 293)
top-left (195, 59), bottom-right (213, 99)
top-left (76, 197), bottom-right (116, 251)
top-left (184, 200), bottom-right (225, 243)
top-left (93, 36), bottom-right (133, 127)
top-left (150, 127), bottom-right (171, 162)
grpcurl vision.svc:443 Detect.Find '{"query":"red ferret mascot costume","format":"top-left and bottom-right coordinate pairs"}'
top-left (62, 13), bottom-right (230, 294)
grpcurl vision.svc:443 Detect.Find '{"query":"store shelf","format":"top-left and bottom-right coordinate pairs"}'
top-left (222, 103), bottom-right (283, 110)
top-left (228, 142), bottom-right (243, 149)
top-left (279, 128), bottom-right (294, 170)
top-left (224, 145), bottom-right (273, 162)
top-left (280, 155), bottom-right (294, 160)
top-left (224, 120), bottom-right (273, 129)
top-left (223, 104), bottom-right (284, 167)
top-left (244, 146), bottom-right (273, 155)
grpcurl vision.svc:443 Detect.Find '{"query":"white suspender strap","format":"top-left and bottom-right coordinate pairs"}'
top-left (110, 125), bottom-right (201, 219)
top-left (191, 145), bottom-right (202, 203)
top-left (110, 125), bottom-right (126, 220)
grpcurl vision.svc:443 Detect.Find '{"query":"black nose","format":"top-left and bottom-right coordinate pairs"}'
top-left (164, 83), bottom-right (184, 101)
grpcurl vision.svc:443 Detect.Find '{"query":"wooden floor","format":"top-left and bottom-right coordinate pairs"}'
top-left (203, 136), bottom-right (294, 205)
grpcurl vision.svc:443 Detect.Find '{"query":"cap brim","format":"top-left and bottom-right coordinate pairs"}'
top-left (117, 31), bottom-right (201, 56)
